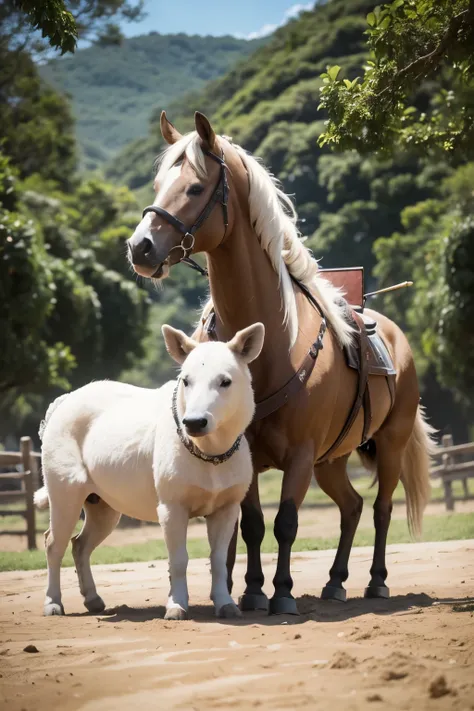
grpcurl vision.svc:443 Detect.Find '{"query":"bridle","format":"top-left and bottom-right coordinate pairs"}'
top-left (141, 149), bottom-right (229, 277)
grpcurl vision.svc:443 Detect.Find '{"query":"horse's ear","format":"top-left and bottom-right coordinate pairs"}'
top-left (160, 111), bottom-right (182, 145)
top-left (228, 323), bottom-right (265, 364)
top-left (194, 111), bottom-right (217, 150)
top-left (162, 325), bottom-right (197, 364)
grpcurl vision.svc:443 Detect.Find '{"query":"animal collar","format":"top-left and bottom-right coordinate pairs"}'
top-left (171, 382), bottom-right (243, 466)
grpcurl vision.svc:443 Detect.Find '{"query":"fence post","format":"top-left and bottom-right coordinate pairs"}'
top-left (441, 434), bottom-right (454, 512)
top-left (21, 436), bottom-right (37, 550)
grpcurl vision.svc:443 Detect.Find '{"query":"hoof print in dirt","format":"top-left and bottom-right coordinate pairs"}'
top-left (429, 675), bottom-right (455, 699)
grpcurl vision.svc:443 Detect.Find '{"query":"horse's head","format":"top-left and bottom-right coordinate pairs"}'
top-left (128, 111), bottom-right (238, 279)
top-left (162, 322), bottom-right (264, 439)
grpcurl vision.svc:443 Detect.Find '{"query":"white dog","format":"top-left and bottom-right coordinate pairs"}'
top-left (35, 322), bottom-right (264, 620)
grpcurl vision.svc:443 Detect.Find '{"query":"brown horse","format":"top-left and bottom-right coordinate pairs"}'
top-left (127, 111), bottom-right (435, 615)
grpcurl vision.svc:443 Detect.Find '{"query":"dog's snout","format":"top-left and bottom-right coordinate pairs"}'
top-left (182, 416), bottom-right (208, 435)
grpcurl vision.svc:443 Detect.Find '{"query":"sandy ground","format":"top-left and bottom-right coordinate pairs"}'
top-left (3, 498), bottom-right (474, 552)
top-left (0, 540), bottom-right (473, 711)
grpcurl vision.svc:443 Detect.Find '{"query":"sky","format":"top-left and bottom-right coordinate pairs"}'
top-left (120, 1), bottom-right (314, 40)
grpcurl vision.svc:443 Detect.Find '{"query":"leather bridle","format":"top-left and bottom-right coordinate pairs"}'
top-left (141, 149), bottom-right (228, 277)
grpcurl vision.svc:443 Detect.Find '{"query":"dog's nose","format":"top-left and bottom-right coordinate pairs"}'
top-left (128, 237), bottom-right (155, 267)
top-left (182, 417), bottom-right (208, 435)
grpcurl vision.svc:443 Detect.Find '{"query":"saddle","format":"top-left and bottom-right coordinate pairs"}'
top-left (202, 267), bottom-right (396, 462)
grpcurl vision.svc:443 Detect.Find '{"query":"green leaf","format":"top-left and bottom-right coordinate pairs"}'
top-left (379, 15), bottom-right (392, 29)
top-left (344, 79), bottom-right (352, 88)
top-left (367, 12), bottom-right (376, 26)
top-left (328, 65), bottom-right (341, 81)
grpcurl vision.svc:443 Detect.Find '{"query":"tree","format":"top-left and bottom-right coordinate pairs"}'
top-left (7, 0), bottom-right (145, 54)
top-left (319, 0), bottom-right (474, 157)
top-left (373, 163), bottom-right (474, 427)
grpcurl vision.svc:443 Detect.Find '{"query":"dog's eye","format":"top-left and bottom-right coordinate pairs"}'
top-left (220, 378), bottom-right (232, 388)
top-left (182, 377), bottom-right (189, 387)
top-left (187, 184), bottom-right (204, 196)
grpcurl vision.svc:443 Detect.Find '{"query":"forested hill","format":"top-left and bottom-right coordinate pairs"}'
top-left (40, 33), bottom-right (263, 170)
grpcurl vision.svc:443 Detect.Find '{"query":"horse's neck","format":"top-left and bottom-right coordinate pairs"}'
top-left (206, 220), bottom-right (298, 399)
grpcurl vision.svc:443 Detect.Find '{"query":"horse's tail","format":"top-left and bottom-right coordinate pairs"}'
top-left (38, 392), bottom-right (70, 442)
top-left (34, 486), bottom-right (50, 510)
top-left (400, 404), bottom-right (437, 539)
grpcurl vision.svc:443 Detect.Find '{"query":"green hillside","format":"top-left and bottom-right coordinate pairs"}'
top-left (40, 33), bottom-right (263, 170)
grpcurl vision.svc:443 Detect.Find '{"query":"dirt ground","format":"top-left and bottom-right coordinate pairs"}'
top-left (3, 498), bottom-right (474, 552)
top-left (0, 540), bottom-right (473, 711)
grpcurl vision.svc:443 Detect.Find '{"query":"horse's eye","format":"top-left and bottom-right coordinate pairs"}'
top-left (220, 378), bottom-right (232, 388)
top-left (187, 184), bottom-right (204, 196)
top-left (182, 377), bottom-right (189, 387)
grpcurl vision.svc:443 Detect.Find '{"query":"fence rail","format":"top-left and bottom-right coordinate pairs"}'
top-left (0, 433), bottom-right (472, 549)
top-left (430, 434), bottom-right (474, 511)
top-left (0, 437), bottom-right (38, 549)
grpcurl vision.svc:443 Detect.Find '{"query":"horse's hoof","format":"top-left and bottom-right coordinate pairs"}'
top-left (239, 592), bottom-right (269, 612)
top-left (269, 596), bottom-right (299, 615)
top-left (164, 607), bottom-right (188, 621)
top-left (217, 603), bottom-right (242, 619)
top-left (84, 595), bottom-right (106, 613)
top-left (364, 585), bottom-right (390, 599)
top-left (44, 602), bottom-right (65, 616)
top-left (321, 585), bottom-right (347, 602)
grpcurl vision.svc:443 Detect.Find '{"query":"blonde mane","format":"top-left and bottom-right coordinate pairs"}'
top-left (155, 132), bottom-right (353, 348)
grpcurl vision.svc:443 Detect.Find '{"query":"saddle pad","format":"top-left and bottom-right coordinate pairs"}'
top-left (344, 319), bottom-right (396, 376)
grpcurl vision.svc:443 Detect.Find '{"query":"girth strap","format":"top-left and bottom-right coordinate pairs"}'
top-left (317, 311), bottom-right (371, 463)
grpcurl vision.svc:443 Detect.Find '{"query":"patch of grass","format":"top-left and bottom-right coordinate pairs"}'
top-left (1, 512), bottom-right (473, 573)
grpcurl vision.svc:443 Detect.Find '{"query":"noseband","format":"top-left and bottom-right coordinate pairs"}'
top-left (141, 149), bottom-right (229, 276)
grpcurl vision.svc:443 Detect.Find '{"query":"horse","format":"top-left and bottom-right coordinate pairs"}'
top-left (127, 111), bottom-right (436, 615)
top-left (34, 322), bottom-right (265, 620)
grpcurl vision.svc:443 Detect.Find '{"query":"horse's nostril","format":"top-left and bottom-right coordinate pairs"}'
top-left (142, 237), bottom-right (152, 256)
top-left (130, 237), bottom-right (155, 266)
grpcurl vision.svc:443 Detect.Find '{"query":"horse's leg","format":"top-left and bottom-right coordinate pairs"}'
top-left (71, 498), bottom-right (121, 613)
top-left (226, 519), bottom-right (238, 594)
top-left (364, 441), bottom-right (403, 599)
top-left (43, 482), bottom-right (85, 616)
top-left (315, 455), bottom-right (363, 602)
top-left (206, 502), bottom-right (242, 618)
top-left (158, 501), bottom-right (190, 620)
top-left (269, 446), bottom-right (314, 615)
top-left (239, 473), bottom-right (268, 611)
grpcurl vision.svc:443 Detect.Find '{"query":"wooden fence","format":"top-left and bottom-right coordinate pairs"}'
top-left (430, 434), bottom-right (474, 511)
top-left (0, 433), bottom-right (472, 549)
top-left (0, 437), bottom-right (40, 550)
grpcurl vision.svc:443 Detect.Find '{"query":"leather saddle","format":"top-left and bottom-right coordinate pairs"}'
top-left (201, 273), bottom-right (397, 462)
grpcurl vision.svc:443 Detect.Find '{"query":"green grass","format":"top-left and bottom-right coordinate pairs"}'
top-left (1, 512), bottom-right (473, 573)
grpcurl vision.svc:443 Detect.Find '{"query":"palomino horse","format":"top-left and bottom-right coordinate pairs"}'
top-left (128, 112), bottom-right (435, 615)
top-left (35, 323), bottom-right (264, 619)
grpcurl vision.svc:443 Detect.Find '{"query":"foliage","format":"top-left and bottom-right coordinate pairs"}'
top-left (7, 0), bottom-right (144, 54)
top-left (374, 163), bottom-right (474, 405)
top-left (13, 0), bottom-right (77, 53)
top-left (319, 0), bottom-right (474, 156)
top-left (0, 150), bottom-right (150, 444)
top-left (41, 34), bottom-right (265, 169)
top-left (0, 48), bottom-right (77, 190)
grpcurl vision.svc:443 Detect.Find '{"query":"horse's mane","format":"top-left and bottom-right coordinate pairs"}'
top-left (155, 132), bottom-right (353, 348)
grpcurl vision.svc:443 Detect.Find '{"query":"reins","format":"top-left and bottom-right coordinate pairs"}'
top-left (171, 382), bottom-right (243, 466)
